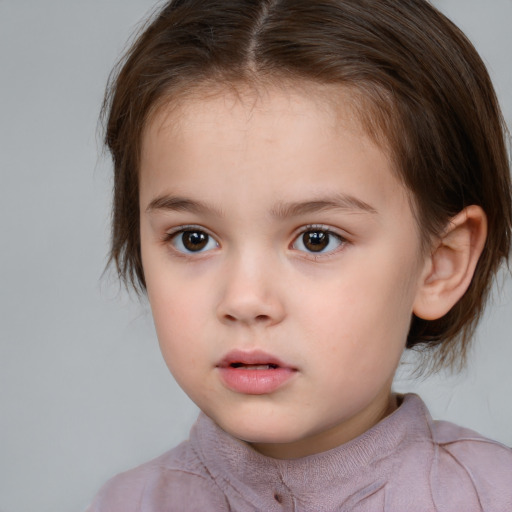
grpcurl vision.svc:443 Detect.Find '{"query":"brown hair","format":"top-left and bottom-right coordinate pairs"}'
top-left (103, 0), bottom-right (511, 370)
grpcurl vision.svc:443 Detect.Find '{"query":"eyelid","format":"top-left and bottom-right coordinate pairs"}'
top-left (290, 224), bottom-right (348, 256)
top-left (291, 223), bottom-right (348, 240)
top-left (163, 224), bottom-right (220, 255)
top-left (163, 223), bottom-right (215, 237)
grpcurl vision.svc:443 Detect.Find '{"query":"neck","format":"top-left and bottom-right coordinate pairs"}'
top-left (251, 390), bottom-right (398, 460)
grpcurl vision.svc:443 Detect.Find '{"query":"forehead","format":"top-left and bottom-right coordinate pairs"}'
top-left (143, 81), bottom-right (392, 157)
top-left (139, 83), bottom-right (411, 221)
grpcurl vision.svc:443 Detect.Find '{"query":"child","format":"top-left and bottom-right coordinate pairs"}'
top-left (89, 0), bottom-right (512, 510)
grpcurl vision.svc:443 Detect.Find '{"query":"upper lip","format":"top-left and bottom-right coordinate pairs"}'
top-left (217, 349), bottom-right (295, 369)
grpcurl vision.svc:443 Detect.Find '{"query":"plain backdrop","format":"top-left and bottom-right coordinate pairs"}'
top-left (0, 1), bottom-right (511, 511)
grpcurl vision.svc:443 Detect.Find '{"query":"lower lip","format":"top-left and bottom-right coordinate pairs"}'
top-left (218, 366), bottom-right (296, 394)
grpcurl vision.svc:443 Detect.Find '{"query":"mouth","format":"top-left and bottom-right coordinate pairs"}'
top-left (216, 350), bottom-right (297, 395)
top-left (217, 350), bottom-right (293, 370)
top-left (229, 363), bottom-right (279, 370)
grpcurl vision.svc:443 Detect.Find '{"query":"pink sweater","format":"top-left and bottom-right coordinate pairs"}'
top-left (88, 394), bottom-right (512, 511)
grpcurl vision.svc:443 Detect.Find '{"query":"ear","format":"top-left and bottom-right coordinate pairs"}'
top-left (413, 205), bottom-right (487, 321)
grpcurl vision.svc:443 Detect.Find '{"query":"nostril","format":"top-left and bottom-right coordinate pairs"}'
top-left (222, 313), bottom-right (272, 324)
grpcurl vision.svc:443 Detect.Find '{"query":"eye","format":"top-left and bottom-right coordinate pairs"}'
top-left (292, 227), bottom-right (345, 254)
top-left (168, 228), bottom-right (219, 254)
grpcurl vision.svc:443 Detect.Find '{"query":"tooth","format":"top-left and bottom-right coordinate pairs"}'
top-left (230, 363), bottom-right (279, 370)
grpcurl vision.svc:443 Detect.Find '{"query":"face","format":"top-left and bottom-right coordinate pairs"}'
top-left (139, 85), bottom-right (428, 459)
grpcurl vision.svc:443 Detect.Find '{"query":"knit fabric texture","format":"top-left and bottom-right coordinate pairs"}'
top-left (87, 394), bottom-right (512, 511)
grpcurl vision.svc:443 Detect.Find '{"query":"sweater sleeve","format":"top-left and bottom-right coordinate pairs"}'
top-left (87, 467), bottom-right (230, 512)
top-left (431, 421), bottom-right (512, 511)
top-left (86, 441), bottom-right (231, 512)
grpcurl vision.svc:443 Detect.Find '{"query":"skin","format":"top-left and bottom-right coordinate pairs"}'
top-left (139, 85), bottom-right (432, 459)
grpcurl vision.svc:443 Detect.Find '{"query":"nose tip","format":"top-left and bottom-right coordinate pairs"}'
top-left (218, 298), bottom-right (285, 326)
top-left (216, 267), bottom-right (286, 327)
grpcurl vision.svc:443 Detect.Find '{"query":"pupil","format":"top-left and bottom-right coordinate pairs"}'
top-left (183, 231), bottom-right (208, 251)
top-left (304, 231), bottom-right (328, 252)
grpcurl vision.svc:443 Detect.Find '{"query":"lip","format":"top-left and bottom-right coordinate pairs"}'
top-left (216, 349), bottom-right (297, 395)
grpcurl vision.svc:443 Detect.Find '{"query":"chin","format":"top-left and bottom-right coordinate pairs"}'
top-left (215, 414), bottom-right (305, 445)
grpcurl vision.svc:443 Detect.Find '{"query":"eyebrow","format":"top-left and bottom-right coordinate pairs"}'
top-left (145, 193), bottom-right (377, 217)
top-left (146, 195), bottom-right (224, 216)
top-left (270, 194), bottom-right (378, 218)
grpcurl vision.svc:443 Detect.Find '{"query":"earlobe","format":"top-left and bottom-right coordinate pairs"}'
top-left (413, 205), bottom-right (487, 321)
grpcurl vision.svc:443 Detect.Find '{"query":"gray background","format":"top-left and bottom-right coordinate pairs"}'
top-left (0, 1), bottom-right (510, 511)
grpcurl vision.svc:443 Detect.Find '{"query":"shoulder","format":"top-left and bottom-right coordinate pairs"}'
top-left (86, 440), bottom-right (229, 512)
top-left (429, 419), bottom-right (512, 511)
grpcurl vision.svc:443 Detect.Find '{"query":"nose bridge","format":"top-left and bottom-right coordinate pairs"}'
top-left (216, 244), bottom-right (285, 326)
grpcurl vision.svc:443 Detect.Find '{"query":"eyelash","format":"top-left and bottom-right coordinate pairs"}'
top-left (162, 224), bottom-right (347, 257)
top-left (290, 224), bottom-right (347, 257)
top-left (163, 225), bottom-right (219, 256)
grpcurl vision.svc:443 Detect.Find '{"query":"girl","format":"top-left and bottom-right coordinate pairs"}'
top-left (89, 0), bottom-right (512, 510)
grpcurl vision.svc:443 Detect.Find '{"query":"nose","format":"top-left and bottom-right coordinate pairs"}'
top-left (216, 254), bottom-right (286, 327)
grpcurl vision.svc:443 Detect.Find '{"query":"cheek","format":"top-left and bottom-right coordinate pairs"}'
top-left (295, 255), bottom-right (417, 373)
top-left (148, 289), bottom-right (213, 398)
top-left (144, 262), bottom-right (212, 369)
top-left (149, 284), bottom-right (207, 340)
top-left (142, 236), bottom-right (207, 333)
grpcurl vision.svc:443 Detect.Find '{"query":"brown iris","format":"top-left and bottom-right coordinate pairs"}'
top-left (181, 230), bottom-right (209, 251)
top-left (302, 230), bottom-right (329, 252)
